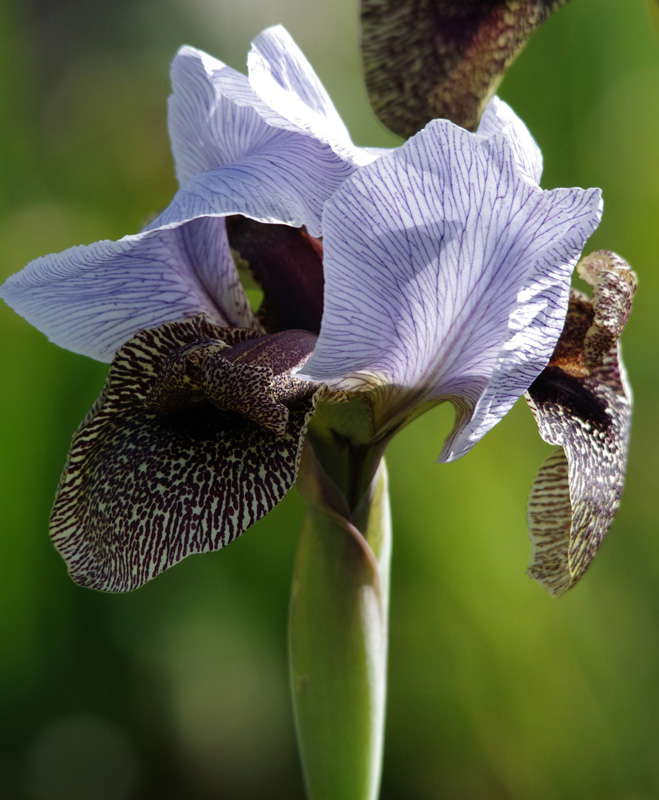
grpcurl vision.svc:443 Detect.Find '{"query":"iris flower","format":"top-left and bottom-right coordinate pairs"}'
top-left (1, 26), bottom-right (609, 594)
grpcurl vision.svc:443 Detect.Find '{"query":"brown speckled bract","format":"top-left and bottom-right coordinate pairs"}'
top-left (361, 0), bottom-right (569, 135)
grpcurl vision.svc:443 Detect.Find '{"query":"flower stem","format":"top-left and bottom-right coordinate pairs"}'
top-left (289, 433), bottom-right (391, 800)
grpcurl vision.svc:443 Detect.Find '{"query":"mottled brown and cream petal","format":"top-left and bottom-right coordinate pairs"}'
top-left (524, 252), bottom-right (636, 596)
top-left (361, 0), bottom-right (569, 136)
top-left (577, 251), bottom-right (637, 371)
top-left (50, 316), bottom-right (319, 592)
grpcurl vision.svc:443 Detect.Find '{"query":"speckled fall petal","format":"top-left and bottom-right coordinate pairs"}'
top-left (525, 251), bottom-right (636, 596)
top-left (361, 0), bottom-right (569, 136)
top-left (50, 315), bottom-right (319, 592)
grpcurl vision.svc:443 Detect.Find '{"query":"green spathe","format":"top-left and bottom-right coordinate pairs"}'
top-left (290, 455), bottom-right (391, 800)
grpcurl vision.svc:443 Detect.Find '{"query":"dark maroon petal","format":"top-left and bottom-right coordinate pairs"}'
top-left (227, 216), bottom-right (325, 335)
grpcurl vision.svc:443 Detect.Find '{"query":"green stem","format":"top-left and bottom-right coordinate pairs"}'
top-left (289, 434), bottom-right (391, 800)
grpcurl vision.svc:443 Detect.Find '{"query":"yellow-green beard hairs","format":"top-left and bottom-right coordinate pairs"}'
top-left (50, 315), bottom-right (319, 592)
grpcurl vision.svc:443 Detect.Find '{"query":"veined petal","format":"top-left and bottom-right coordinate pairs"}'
top-left (2, 28), bottom-right (368, 360)
top-left (151, 129), bottom-right (354, 239)
top-left (299, 117), bottom-right (602, 460)
top-left (248, 26), bottom-right (374, 166)
top-left (0, 216), bottom-right (256, 362)
top-left (168, 47), bottom-right (261, 186)
top-left (168, 31), bottom-right (371, 235)
top-left (476, 96), bottom-right (542, 185)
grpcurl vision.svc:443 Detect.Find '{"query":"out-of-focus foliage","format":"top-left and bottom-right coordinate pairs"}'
top-left (1, 1), bottom-right (658, 798)
top-left (647, 0), bottom-right (659, 35)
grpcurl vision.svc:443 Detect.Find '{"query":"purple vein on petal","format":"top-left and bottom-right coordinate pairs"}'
top-left (299, 101), bottom-right (602, 460)
top-left (2, 26), bottom-right (376, 360)
top-left (0, 216), bottom-right (258, 362)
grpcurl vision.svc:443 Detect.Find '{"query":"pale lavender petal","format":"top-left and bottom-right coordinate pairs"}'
top-left (477, 96), bottom-right (543, 185)
top-left (168, 47), bottom-right (262, 186)
top-left (299, 119), bottom-right (602, 461)
top-left (149, 133), bottom-right (355, 239)
top-left (168, 46), bottom-right (302, 185)
top-left (168, 42), bottom-right (360, 236)
top-left (0, 216), bottom-right (256, 362)
top-left (247, 26), bottom-right (365, 161)
top-left (5, 40), bottom-right (366, 364)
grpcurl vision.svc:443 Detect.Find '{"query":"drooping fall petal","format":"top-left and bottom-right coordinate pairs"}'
top-left (50, 315), bottom-right (319, 591)
top-left (299, 101), bottom-right (602, 461)
top-left (525, 251), bottom-right (636, 596)
top-left (361, 0), bottom-right (569, 136)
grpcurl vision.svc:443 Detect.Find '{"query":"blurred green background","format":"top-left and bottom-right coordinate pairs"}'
top-left (1, 1), bottom-right (658, 798)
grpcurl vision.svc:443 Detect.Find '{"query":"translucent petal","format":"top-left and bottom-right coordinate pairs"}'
top-left (247, 26), bottom-right (365, 161)
top-left (150, 129), bottom-right (356, 238)
top-left (168, 46), bottom-right (263, 186)
top-left (2, 28), bottom-right (373, 362)
top-left (299, 118), bottom-right (602, 460)
top-left (476, 96), bottom-right (543, 185)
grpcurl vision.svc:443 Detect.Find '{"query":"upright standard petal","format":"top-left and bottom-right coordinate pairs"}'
top-left (168, 46), bottom-right (262, 186)
top-left (0, 217), bottom-right (256, 362)
top-left (247, 26), bottom-right (371, 164)
top-left (299, 106), bottom-right (602, 461)
top-left (151, 132), bottom-right (353, 240)
top-left (2, 28), bottom-right (370, 359)
top-left (476, 96), bottom-right (542, 185)
top-left (167, 30), bottom-right (373, 236)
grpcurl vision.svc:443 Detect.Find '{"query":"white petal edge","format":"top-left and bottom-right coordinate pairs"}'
top-left (298, 118), bottom-right (602, 461)
top-left (247, 26), bottom-right (372, 164)
top-left (168, 46), bottom-right (255, 186)
top-left (477, 96), bottom-right (543, 186)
